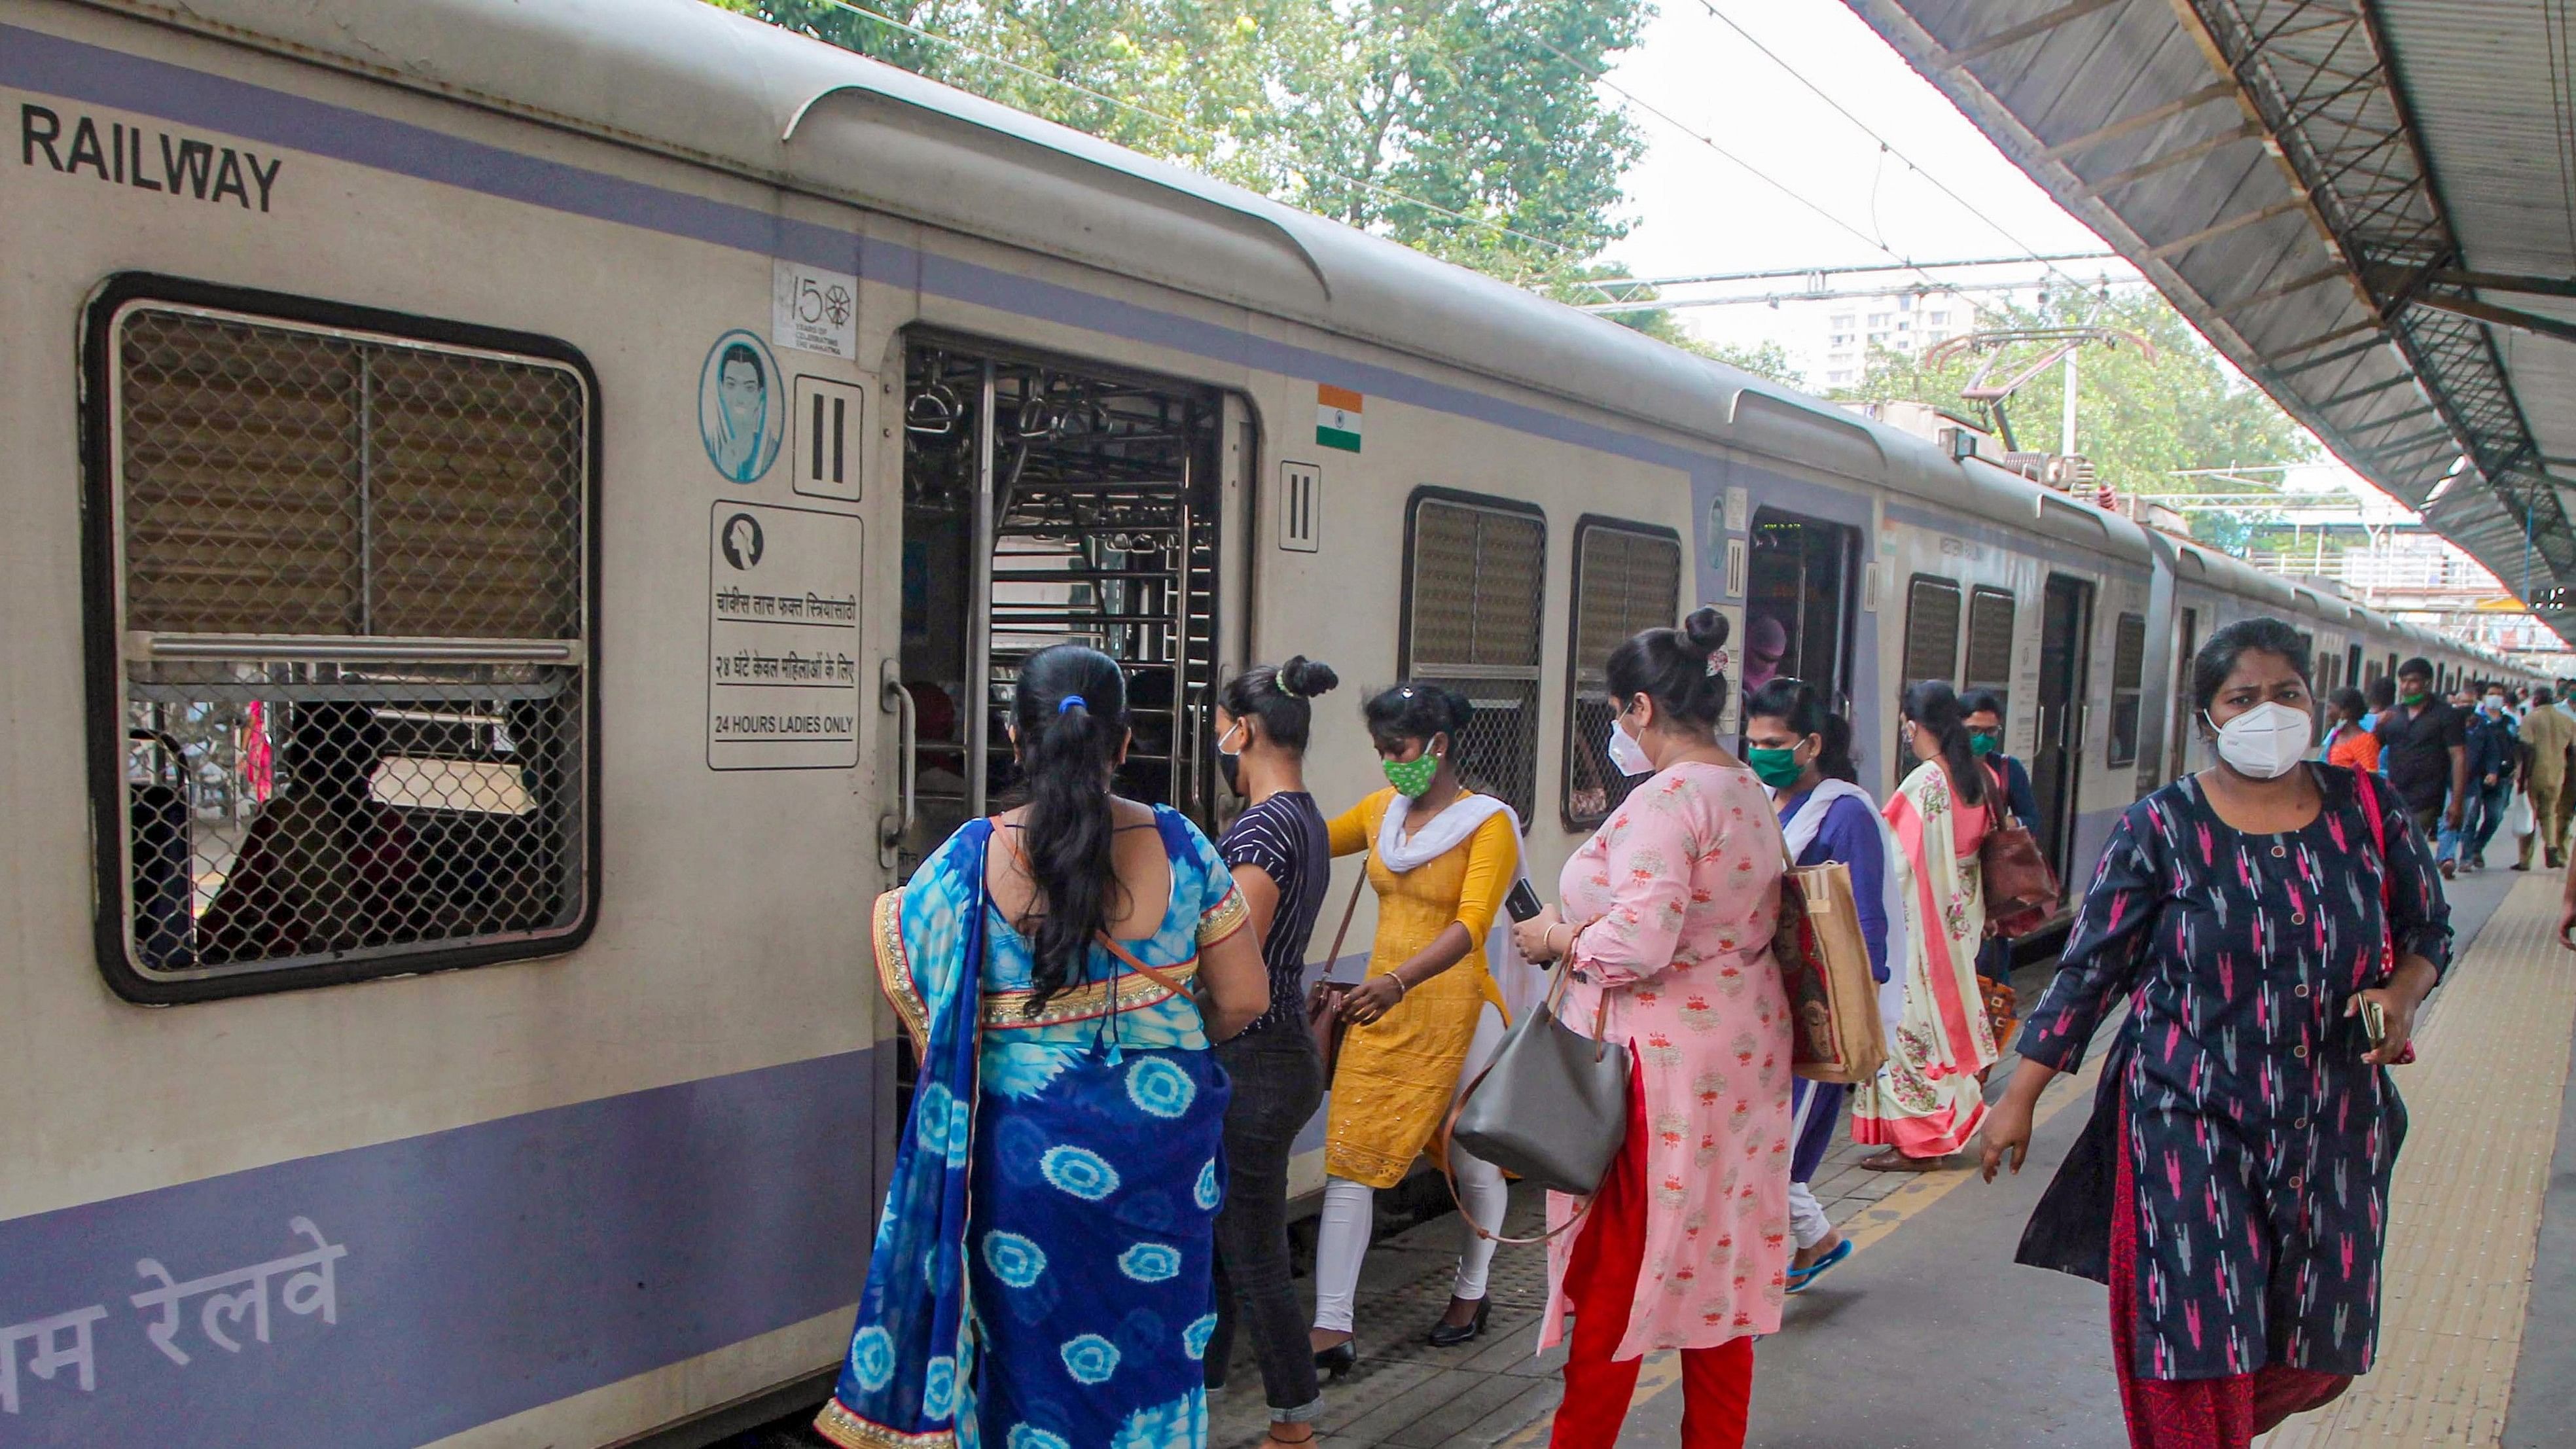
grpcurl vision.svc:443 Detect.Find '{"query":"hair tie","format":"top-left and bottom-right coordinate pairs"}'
top-left (1705, 654), bottom-right (1723, 677)
top-left (1058, 694), bottom-right (1086, 715)
top-left (1276, 670), bottom-right (1302, 700)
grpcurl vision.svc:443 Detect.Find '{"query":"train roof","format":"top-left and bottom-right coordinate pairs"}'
top-left (59, 0), bottom-right (2522, 675)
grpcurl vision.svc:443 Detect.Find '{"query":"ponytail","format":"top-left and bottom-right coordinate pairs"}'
top-left (1011, 644), bottom-right (1130, 1011)
top-left (1901, 679), bottom-right (1986, 808)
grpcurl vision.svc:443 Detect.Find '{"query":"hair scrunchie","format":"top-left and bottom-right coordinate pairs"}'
top-left (1056, 694), bottom-right (1086, 715)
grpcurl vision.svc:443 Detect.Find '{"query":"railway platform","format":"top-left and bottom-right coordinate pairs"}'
top-left (730, 863), bottom-right (2571, 1449)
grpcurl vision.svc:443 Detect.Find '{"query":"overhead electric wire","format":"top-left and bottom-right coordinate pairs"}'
top-left (1528, 35), bottom-right (2032, 322)
top-left (798, 0), bottom-right (1630, 301)
top-left (1693, 0), bottom-right (2101, 295)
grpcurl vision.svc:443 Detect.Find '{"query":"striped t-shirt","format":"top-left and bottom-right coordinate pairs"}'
top-left (1215, 791), bottom-right (1331, 1035)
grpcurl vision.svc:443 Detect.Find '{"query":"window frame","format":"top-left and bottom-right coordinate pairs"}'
top-left (1558, 514), bottom-right (1682, 830)
top-left (1901, 574), bottom-right (1964, 688)
top-left (1395, 486), bottom-right (1548, 827)
top-left (1962, 585), bottom-right (2016, 714)
top-left (2107, 610), bottom-right (2149, 768)
top-left (80, 272), bottom-right (605, 1005)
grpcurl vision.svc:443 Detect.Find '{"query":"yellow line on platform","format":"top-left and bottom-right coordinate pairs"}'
top-left (1490, 1045), bottom-right (2110, 1446)
top-left (2261, 874), bottom-right (2576, 1448)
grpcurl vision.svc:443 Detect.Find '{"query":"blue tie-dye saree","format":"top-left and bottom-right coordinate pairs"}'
top-left (818, 809), bottom-right (1249, 1449)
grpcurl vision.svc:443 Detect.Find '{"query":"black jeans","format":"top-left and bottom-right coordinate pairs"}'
top-left (1208, 1023), bottom-right (1327, 1420)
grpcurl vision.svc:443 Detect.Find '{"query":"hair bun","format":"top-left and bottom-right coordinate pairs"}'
top-left (1279, 654), bottom-right (1340, 700)
top-left (1681, 606), bottom-right (1729, 658)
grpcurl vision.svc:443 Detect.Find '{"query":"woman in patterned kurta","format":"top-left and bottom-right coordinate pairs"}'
top-left (1514, 610), bottom-right (1791, 1449)
top-left (1851, 681), bottom-right (1996, 1167)
top-left (1983, 619), bottom-right (2448, 1449)
top-left (818, 647), bottom-right (1271, 1449)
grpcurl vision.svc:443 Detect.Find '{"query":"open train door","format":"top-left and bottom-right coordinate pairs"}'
top-left (2031, 573), bottom-right (2094, 886)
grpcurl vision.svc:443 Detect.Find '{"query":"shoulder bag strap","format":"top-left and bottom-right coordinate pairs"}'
top-left (992, 815), bottom-right (1202, 1002)
top-left (1321, 862), bottom-right (1368, 969)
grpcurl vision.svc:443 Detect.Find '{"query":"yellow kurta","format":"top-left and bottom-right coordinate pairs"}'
top-left (1322, 788), bottom-right (1516, 1188)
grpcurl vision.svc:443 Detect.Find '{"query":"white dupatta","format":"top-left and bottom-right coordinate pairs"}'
top-left (1778, 779), bottom-right (1910, 1035)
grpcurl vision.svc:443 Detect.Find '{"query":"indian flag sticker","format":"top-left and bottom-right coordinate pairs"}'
top-left (1316, 384), bottom-right (1363, 453)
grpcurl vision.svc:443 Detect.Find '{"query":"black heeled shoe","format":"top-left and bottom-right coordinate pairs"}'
top-left (1425, 1297), bottom-right (1490, 1347)
top-left (1313, 1338), bottom-right (1358, 1379)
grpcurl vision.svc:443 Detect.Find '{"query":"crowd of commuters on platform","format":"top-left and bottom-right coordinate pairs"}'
top-left (817, 606), bottom-right (2460, 1449)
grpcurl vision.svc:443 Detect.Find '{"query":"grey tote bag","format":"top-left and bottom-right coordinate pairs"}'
top-left (1447, 965), bottom-right (1632, 1212)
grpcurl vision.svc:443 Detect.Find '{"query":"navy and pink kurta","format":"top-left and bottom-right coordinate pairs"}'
top-left (2014, 764), bottom-right (2450, 1384)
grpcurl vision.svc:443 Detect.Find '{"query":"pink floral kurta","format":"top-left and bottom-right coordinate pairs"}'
top-left (1541, 760), bottom-right (1795, 1359)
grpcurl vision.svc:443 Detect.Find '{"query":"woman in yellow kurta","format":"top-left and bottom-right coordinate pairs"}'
top-left (1308, 683), bottom-right (1521, 1372)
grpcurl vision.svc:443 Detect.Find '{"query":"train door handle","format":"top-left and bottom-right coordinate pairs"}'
top-left (879, 658), bottom-right (916, 867)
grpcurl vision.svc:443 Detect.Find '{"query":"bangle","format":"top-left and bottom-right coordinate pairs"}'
top-left (1550, 923), bottom-right (1573, 958)
top-left (1389, 971), bottom-right (1410, 999)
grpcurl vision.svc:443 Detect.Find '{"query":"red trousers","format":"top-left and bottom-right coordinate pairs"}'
top-left (2109, 1102), bottom-right (2350, 1447)
top-left (1548, 1074), bottom-right (1755, 1449)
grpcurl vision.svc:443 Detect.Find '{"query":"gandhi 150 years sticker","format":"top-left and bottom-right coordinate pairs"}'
top-left (698, 330), bottom-right (785, 484)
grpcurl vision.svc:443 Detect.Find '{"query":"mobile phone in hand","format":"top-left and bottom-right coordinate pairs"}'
top-left (2360, 997), bottom-right (2388, 1048)
top-left (1505, 878), bottom-right (1543, 923)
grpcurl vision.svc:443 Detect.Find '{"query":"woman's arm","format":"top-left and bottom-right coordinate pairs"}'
top-left (1325, 798), bottom-right (1372, 859)
top-left (1556, 791), bottom-right (1698, 989)
top-left (1229, 863), bottom-right (1281, 953)
top-left (1340, 811), bottom-right (1512, 1024)
top-left (1198, 921), bottom-right (1270, 1041)
top-left (1817, 798), bottom-right (1892, 982)
top-left (1980, 805), bottom-right (2164, 1180)
top-left (2355, 783), bottom-right (2454, 1062)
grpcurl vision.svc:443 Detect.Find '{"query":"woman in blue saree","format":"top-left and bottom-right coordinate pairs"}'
top-left (818, 645), bottom-right (1270, 1449)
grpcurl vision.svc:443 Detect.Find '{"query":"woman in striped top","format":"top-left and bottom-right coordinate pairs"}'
top-left (1208, 656), bottom-right (1340, 1446)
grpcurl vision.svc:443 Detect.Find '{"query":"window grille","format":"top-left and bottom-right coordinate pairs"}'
top-left (99, 296), bottom-right (593, 995)
top-left (2109, 611), bottom-right (2149, 767)
top-left (1562, 521), bottom-right (1681, 826)
top-left (1901, 576), bottom-right (1962, 687)
top-left (1403, 495), bottom-right (1545, 823)
top-left (1963, 586), bottom-right (2016, 715)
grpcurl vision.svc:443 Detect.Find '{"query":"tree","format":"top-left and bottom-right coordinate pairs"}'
top-left (1829, 289), bottom-right (2312, 547)
top-left (704, 0), bottom-right (1649, 291)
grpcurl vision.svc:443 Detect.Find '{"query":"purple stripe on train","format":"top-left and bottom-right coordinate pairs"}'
top-left (0, 1050), bottom-right (875, 1446)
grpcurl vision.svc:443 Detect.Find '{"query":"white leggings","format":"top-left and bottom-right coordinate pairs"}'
top-left (1311, 1004), bottom-right (1508, 1333)
top-left (1311, 1152), bottom-right (1506, 1332)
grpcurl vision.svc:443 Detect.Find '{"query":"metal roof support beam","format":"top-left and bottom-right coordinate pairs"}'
top-left (2313, 370), bottom-right (2423, 410)
top-left (1941, 0), bottom-right (2126, 68)
top-left (2255, 319), bottom-right (2387, 365)
top-left (2217, 264), bottom-right (2348, 317)
top-left (2141, 196), bottom-right (2310, 259)
top-left (2070, 122), bottom-right (2262, 199)
top-left (2037, 82), bottom-right (2239, 160)
top-left (2266, 331), bottom-right (2388, 377)
top-left (2412, 295), bottom-right (2576, 348)
top-left (2375, 423), bottom-right (2461, 457)
top-left (2435, 269), bottom-right (2576, 302)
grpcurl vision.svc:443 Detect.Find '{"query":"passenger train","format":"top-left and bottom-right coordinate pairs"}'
top-left (0, 1), bottom-right (2516, 1444)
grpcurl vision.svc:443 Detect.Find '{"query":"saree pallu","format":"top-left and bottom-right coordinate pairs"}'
top-left (820, 819), bottom-right (1232, 1449)
top-left (1852, 762), bottom-right (1996, 1158)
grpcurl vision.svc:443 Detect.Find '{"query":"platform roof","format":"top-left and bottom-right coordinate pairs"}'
top-left (1844, 0), bottom-right (2576, 640)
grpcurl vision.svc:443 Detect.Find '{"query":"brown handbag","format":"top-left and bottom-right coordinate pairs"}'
top-left (1977, 764), bottom-right (2061, 937)
top-left (1306, 869), bottom-right (1368, 1079)
top-left (1774, 846), bottom-right (1889, 1085)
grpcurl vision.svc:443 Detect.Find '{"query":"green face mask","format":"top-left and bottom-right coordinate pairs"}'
top-left (2400, 690), bottom-right (2427, 706)
top-left (1969, 729), bottom-right (2001, 757)
top-left (1382, 752), bottom-right (1440, 798)
top-left (1745, 745), bottom-right (1805, 789)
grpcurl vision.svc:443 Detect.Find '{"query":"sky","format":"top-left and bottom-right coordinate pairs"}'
top-left (1596, 0), bottom-right (2119, 353)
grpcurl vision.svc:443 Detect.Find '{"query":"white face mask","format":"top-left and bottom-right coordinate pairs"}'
top-left (2207, 701), bottom-right (2314, 779)
top-left (1605, 717), bottom-right (1653, 778)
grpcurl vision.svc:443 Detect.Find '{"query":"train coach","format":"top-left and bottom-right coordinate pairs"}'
top-left (0, 1), bottom-right (2517, 1445)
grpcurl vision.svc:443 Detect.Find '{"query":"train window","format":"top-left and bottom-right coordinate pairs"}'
top-left (1963, 587), bottom-right (2016, 715)
top-left (2109, 612), bottom-right (2148, 766)
top-left (1744, 509), bottom-right (1856, 707)
top-left (1901, 576), bottom-right (1963, 687)
top-left (2348, 643), bottom-right (2365, 689)
top-left (1562, 518), bottom-right (1681, 827)
top-left (90, 287), bottom-right (596, 1001)
top-left (1404, 492), bottom-right (1546, 823)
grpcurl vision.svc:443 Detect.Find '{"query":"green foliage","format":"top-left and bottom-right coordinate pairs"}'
top-left (1827, 289), bottom-right (2314, 549)
top-left (705, 0), bottom-right (1648, 289)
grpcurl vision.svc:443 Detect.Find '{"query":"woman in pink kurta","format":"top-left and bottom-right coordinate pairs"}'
top-left (1514, 611), bottom-right (1793, 1449)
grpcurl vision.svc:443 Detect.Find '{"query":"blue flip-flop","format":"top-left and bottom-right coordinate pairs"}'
top-left (1785, 1237), bottom-right (1853, 1294)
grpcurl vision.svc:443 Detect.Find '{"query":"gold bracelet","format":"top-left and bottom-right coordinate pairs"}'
top-left (1388, 971), bottom-right (1408, 999)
